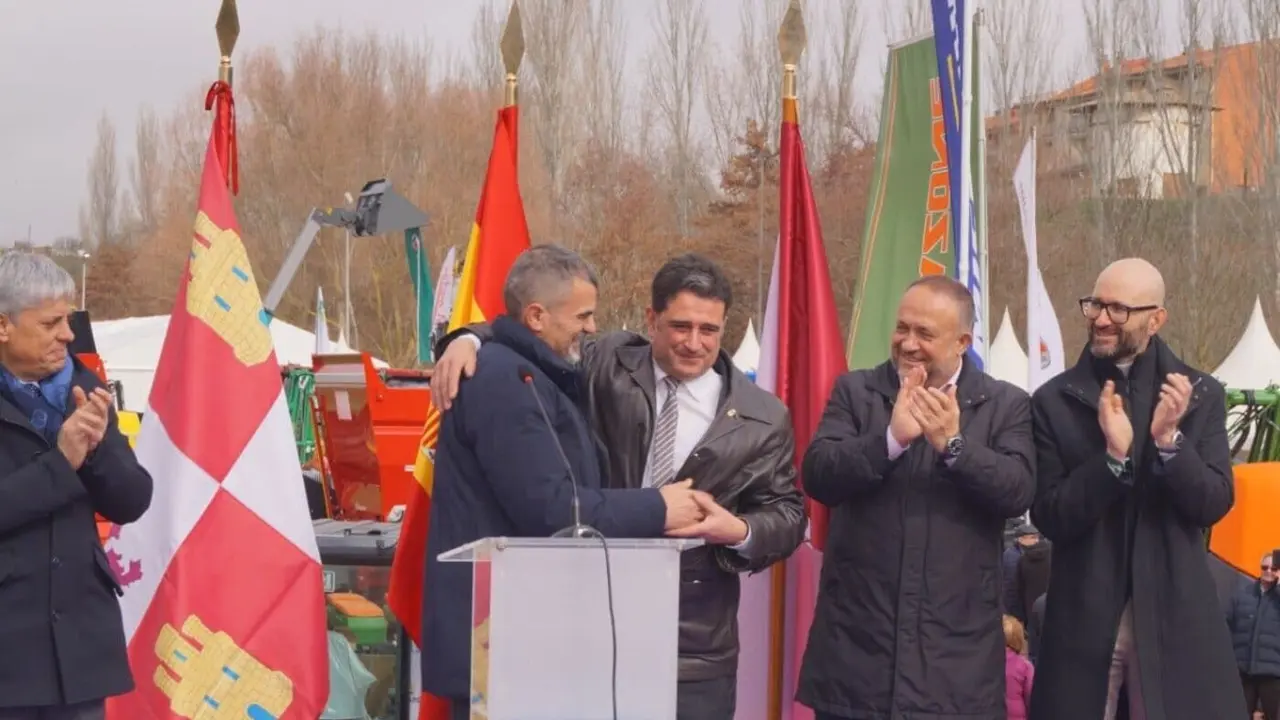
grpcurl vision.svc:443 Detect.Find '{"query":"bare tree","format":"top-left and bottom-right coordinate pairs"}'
top-left (1240, 0), bottom-right (1280, 308)
top-left (883, 0), bottom-right (933, 43)
top-left (983, 0), bottom-right (1058, 164)
top-left (130, 106), bottom-right (165, 238)
top-left (579, 0), bottom-right (627, 157)
top-left (467, 0), bottom-right (504, 92)
top-left (645, 0), bottom-right (710, 239)
top-left (812, 0), bottom-right (865, 160)
top-left (522, 0), bottom-right (589, 233)
top-left (83, 112), bottom-right (120, 247)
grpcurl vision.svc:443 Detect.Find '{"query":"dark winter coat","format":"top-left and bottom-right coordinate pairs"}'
top-left (796, 357), bottom-right (1035, 719)
top-left (1227, 580), bottom-right (1280, 678)
top-left (1028, 337), bottom-right (1246, 720)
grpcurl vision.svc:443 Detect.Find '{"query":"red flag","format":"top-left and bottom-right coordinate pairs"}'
top-left (388, 105), bottom-right (529, 720)
top-left (747, 95), bottom-right (848, 720)
top-left (105, 107), bottom-right (327, 718)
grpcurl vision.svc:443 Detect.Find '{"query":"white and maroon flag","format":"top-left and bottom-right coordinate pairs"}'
top-left (104, 119), bottom-right (328, 719)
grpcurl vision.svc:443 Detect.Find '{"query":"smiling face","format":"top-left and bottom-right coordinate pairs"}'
top-left (0, 297), bottom-right (76, 381)
top-left (891, 284), bottom-right (970, 388)
top-left (523, 277), bottom-right (598, 364)
top-left (646, 290), bottom-right (725, 382)
top-left (1083, 258), bottom-right (1167, 363)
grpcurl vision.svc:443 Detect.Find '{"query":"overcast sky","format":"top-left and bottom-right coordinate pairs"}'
top-left (2, 0), bottom-right (1179, 245)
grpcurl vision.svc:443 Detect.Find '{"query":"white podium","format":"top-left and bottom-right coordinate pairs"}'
top-left (438, 536), bottom-right (703, 720)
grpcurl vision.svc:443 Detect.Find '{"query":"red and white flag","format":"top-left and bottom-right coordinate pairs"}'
top-left (104, 125), bottom-right (328, 718)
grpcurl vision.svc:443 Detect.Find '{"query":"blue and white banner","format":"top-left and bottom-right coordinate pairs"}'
top-left (929, 0), bottom-right (986, 367)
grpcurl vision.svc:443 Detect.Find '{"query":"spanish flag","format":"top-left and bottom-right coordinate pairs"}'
top-left (387, 104), bottom-right (530, 718)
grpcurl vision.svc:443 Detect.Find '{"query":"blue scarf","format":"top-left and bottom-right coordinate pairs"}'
top-left (0, 359), bottom-right (75, 445)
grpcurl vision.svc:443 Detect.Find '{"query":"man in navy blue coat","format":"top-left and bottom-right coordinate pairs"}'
top-left (421, 245), bottom-right (704, 718)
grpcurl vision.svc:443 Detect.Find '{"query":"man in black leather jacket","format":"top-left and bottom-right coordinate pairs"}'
top-left (432, 253), bottom-right (806, 719)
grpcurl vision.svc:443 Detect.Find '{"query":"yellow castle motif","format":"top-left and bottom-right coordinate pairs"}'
top-left (189, 212), bottom-right (273, 367)
top-left (154, 614), bottom-right (294, 720)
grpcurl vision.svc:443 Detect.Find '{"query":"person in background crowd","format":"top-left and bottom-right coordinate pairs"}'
top-left (1005, 614), bottom-right (1035, 720)
top-left (430, 252), bottom-right (806, 719)
top-left (1028, 257), bottom-right (1244, 720)
top-left (796, 275), bottom-right (1035, 720)
top-left (1227, 551), bottom-right (1280, 719)
top-left (0, 252), bottom-right (154, 720)
top-left (1028, 593), bottom-right (1047, 664)
top-left (1015, 524), bottom-right (1052, 627)
top-left (1003, 522), bottom-right (1045, 623)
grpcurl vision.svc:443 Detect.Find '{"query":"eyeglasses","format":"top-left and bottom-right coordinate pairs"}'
top-left (1263, 565), bottom-right (1275, 573)
top-left (1079, 297), bottom-right (1160, 324)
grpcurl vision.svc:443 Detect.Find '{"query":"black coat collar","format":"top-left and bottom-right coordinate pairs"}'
top-left (491, 315), bottom-right (581, 399)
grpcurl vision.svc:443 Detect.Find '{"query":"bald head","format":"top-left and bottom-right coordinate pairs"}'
top-left (1094, 257), bottom-right (1166, 307)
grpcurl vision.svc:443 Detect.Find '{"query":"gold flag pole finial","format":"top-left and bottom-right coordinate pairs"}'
top-left (500, 1), bottom-right (525, 107)
top-left (778, 0), bottom-right (807, 100)
top-left (215, 0), bottom-right (240, 85)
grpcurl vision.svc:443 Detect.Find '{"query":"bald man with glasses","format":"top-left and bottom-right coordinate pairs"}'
top-left (1027, 258), bottom-right (1245, 720)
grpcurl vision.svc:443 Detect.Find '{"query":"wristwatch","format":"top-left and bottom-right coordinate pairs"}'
top-left (943, 434), bottom-right (965, 462)
top-left (1156, 430), bottom-right (1184, 453)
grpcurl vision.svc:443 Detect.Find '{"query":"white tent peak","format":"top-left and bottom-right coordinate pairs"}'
top-left (732, 319), bottom-right (760, 373)
top-left (987, 307), bottom-right (1029, 391)
top-left (1213, 296), bottom-right (1280, 390)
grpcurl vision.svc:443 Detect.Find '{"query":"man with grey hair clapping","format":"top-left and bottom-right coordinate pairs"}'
top-left (0, 252), bottom-right (153, 720)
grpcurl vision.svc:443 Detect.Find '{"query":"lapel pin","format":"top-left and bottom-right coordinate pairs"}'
top-left (727, 408), bottom-right (738, 418)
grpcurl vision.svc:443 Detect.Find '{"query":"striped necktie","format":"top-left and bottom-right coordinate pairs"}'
top-left (649, 376), bottom-right (681, 487)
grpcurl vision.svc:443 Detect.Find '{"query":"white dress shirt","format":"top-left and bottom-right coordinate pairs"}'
top-left (642, 362), bottom-right (722, 488)
top-left (642, 362), bottom-right (754, 552)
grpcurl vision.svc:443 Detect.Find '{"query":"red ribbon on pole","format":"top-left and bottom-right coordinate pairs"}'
top-left (204, 80), bottom-right (238, 195)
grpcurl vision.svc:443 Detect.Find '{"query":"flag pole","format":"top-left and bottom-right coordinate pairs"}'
top-left (975, 7), bottom-right (991, 348)
top-left (772, 8), bottom-right (805, 719)
top-left (501, 1), bottom-right (524, 109)
top-left (208, 0), bottom-right (239, 194)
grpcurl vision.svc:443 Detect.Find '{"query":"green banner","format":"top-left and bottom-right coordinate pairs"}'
top-left (845, 37), bottom-right (954, 370)
top-left (404, 226), bottom-right (433, 365)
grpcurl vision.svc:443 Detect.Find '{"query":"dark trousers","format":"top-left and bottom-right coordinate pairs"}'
top-left (0, 701), bottom-right (105, 720)
top-left (1242, 673), bottom-right (1280, 719)
top-left (448, 698), bottom-right (469, 720)
top-left (677, 674), bottom-right (737, 720)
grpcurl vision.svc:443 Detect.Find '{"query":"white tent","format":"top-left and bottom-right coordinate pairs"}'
top-left (987, 308), bottom-right (1029, 391)
top-left (1213, 297), bottom-right (1280, 390)
top-left (90, 315), bottom-right (385, 411)
top-left (732, 319), bottom-right (760, 374)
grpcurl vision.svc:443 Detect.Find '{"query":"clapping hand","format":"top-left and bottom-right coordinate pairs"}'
top-left (908, 385), bottom-right (961, 453)
top-left (57, 387), bottom-right (112, 470)
top-left (1151, 373), bottom-right (1194, 448)
top-left (890, 366), bottom-right (927, 447)
top-left (1098, 380), bottom-right (1133, 459)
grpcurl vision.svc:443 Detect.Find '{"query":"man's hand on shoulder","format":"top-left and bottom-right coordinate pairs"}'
top-left (431, 334), bottom-right (481, 412)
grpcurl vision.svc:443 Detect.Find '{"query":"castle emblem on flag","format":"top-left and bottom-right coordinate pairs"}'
top-left (154, 615), bottom-right (294, 719)
top-left (103, 523), bottom-right (143, 587)
top-left (190, 211), bottom-right (273, 367)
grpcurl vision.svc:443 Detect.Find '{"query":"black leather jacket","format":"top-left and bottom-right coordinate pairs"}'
top-left (441, 327), bottom-right (807, 680)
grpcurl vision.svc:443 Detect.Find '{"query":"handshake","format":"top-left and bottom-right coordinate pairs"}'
top-left (57, 387), bottom-right (114, 470)
top-left (657, 479), bottom-right (750, 546)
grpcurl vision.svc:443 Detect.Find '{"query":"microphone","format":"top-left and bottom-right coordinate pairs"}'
top-left (518, 366), bottom-right (599, 539)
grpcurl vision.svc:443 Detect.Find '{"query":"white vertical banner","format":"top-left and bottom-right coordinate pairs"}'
top-left (1013, 131), bottom-right (1064, 392)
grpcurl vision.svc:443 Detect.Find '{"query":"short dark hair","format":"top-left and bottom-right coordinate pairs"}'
top-left (906, 274), bottom-right (975, 330)
top-left (502, 244), bottom-right (599, 316)
top-left (650, 253), bottom-right (733, 314)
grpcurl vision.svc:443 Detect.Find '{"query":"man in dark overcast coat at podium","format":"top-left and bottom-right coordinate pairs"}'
top-left (432, 253), bottom-right (807, 719)
top-left (421, 245), bottom-right (705, 720)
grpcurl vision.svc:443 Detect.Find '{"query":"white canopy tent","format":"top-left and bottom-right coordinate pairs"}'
top-left (1213, 297), bottom-right (1280, 390)
top-left (90, 315), bottom-right (385, 411)
top-left (732, 319), bottom-right (760, 375)
top-left (986, 308), bottom-right (1029, 391)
